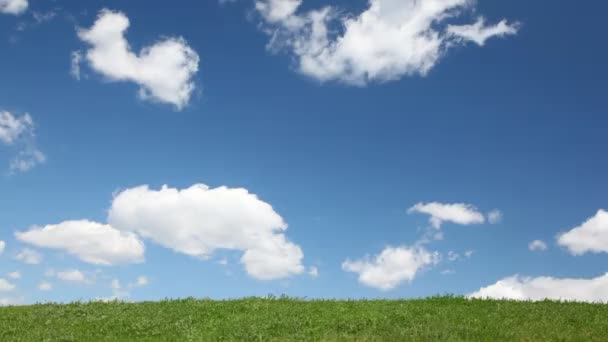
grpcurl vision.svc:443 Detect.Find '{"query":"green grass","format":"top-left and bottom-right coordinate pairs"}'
top-left (1, 296), bottom-right (607, 341)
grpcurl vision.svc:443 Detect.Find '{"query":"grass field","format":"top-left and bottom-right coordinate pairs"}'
top-left (1, 296), bottom-right (607, 341)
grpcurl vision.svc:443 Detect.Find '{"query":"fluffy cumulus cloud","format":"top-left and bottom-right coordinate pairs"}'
top-left (469, 273), bottom-right (608, 303)
top-left (342, 246), bottom-right (439, 291)
top-left (0, 0), bottom-right (27, 15)
top-left (408, 202), bottom-right (486, 229)
top-left (108, 184), bottom-right (305, 280)
top-left (77, 10), bottom-right (200, 109)
top-left (16, 220), bottom-right (145, 266)
top-left (0, 111), bottom-right (45, 173)
top-left (255, 0), bottom-right (518, 84)
top-left (529, 240), bottom-right (548, 252)
top-left (0, 240), bottom-right (5, 254)
top-left (557, 210), bottom-right (608, 255)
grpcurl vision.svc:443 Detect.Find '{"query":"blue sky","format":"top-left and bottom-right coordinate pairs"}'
top-left (1, 0), bottom-right (608, 304)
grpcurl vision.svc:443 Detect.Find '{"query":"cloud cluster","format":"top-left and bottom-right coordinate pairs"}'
top-left (77, 10), bottom-right (200, 110)
top-left (17, 184), bottom-right (306, 281)
top-left (255, 0), bottom-right (518, 84)
top-left (0, 111), bottom-right (45, 173)
top-left (342, 246), bottom-right (439, 290)
top-left (0, 0), bottom-right (27, 15)
top-left (469, 273), bottom-right (608, 303)
top-left (557, 210), bottom-right (608, 255)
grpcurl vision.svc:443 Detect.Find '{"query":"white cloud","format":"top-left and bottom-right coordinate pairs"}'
top-left (128, 276), bottom-right (149, 288)
top-left (447, 251), bottom-right (460, 262)
top-left (16, 220), bottom-right (145, 266)
top-left (70, 51), bottom-right (83, 80)
top-left (0, 111), bottom-right (45, 173)
top-left (0, 0), bottom-right (27, 15)
top-left (448, 17), bottom-right (520, 46)
top-left (108, 184), bottom-right (305, 280)
top-left (56, 269), bottom-right (88, 283)
top-left (342, 246), bottom-right (439, 291)
top-left (111, 279), bottom-right (121, 290)
top-left (15, 248), bottom-right (42, 264)
top-left (487, 209), bottom-right (503, 224)
top-left (0, 241), bottom-right (4, 254)
top-left (7, 272), bottom-right (20, 280)
top-left (469, 273), bottom-right (608, 303)
top-left (77, 9), bottom-right (200, 110)
top-left (0, 279), bottom-right (15, 291)
top-left (408, 202), bottom-right (486, 229)
top-left (9, 148), bottom-right (46, 173)
top-left (464, 250), bottom-right (474, 258)
top-left (308, 266), bottom-right (318, 278)
top-left (0, 111), bottom-right (32, 144)
top-left (102, 278), bottom-right (130, 300)
top-left (255, 0), bottom-right (518, 84)
top-left (256, 0), bottom-right (301, 23)
top-left (557, 210), bottom-right (608, 255)
top-left (38, 281), bottom-right (52, 291)
top-left (529, 240), bottom-right (548, 252)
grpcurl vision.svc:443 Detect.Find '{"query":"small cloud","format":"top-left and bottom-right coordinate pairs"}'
top-left (128, 276), bottom-right (149, 288)
top-left (15, 220), bottom-right (145, 266)
top-left (0, 111), bottom-right (45, 173)
top-left (70, 51), bottom-right (82, 80)
top-left (408, 202), bottom-right (486, 229)
top-left (38, 281), bottom-right (52, 291)
top-left (440, 269), bottom-right (455, 275)
top-left (308, 266), bottom-right (318, 278)
top-left (7, 272), bottom-right (20, 280)
top-left (0, 279), bottom-right (16, 291)
top-left (528, 240), bottom-right (548, 252)
top-left (487, 209), bottom-right (503, 224)
top-left (77, 9), bottom-right (200, 110)
top-left (111, 279), bottom-right (121, 290)
top-left (447, 251), bottom-right (460, 262)
top-left (56, 269), bottom-right (89, 284)
top-left (557, 210), bottom-right (608, 255)
top-left (0, 241), bottom-right (5, 254)
top-left (343, 246), bottom-right (439, 291)
top-left (15, 248), bottom-right (42, 264)
top-left (0, 0), bottom-right (28, 15)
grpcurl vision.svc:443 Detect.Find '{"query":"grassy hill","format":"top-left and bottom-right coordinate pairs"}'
top-left (1, 296), bottom-right (607, 341)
